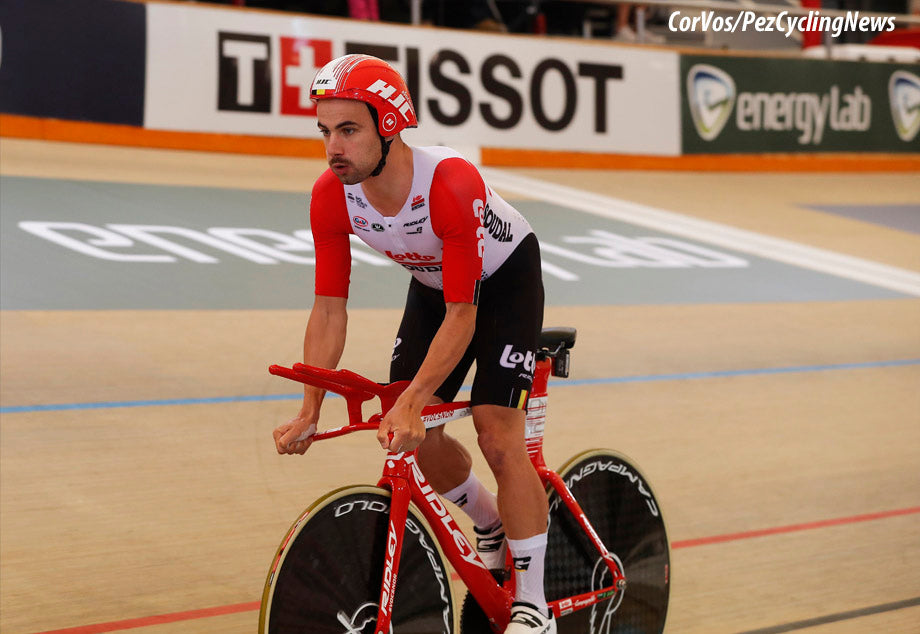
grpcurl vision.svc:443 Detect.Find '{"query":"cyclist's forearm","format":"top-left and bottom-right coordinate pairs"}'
top-left (300, 295), bottom-right (348, 414)
top-left (404, 302), bottom-right (476, 407)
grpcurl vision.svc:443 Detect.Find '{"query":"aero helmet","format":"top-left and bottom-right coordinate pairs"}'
top-left (311, 54), bottom-right (418, 137)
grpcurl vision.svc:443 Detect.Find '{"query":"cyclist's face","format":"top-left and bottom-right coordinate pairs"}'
top-left (317, 99), bottom-right (382, 185)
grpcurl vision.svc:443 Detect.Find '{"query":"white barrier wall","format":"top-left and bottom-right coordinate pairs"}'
top-left (145, 3), bottom-right (682, 156)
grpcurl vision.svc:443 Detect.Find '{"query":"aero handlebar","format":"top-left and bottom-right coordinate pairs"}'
top-left (269, 363), bottom-right (472, 441)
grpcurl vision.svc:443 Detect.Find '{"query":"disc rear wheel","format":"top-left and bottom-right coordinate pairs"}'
top-left (545, 450), bottom-right (670, 634)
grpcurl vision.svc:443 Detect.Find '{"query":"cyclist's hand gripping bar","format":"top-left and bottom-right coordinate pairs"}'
top-left (269, 364), bottom-right (471, 442)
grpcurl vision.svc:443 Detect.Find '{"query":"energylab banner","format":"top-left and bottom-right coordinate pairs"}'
top-left (144, 2), bottom-right (681, 155)
top-left (681, 54), bottom-right (920, 153)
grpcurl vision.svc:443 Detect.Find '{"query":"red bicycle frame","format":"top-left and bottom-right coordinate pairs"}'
top-left (269, 355), bottom-right (625, 632)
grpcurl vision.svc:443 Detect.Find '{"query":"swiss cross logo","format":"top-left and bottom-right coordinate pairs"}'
top-left (217, 33), bottom-right (333, 116)
top-left (280, 38), bottom-right (332, 116)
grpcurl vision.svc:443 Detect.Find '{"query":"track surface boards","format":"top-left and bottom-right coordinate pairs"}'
top-left (1, 139), bottom-right (918, 633)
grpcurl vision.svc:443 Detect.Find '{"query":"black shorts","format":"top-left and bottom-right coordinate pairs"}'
top-left (390, 233), bottom-right (544, 409)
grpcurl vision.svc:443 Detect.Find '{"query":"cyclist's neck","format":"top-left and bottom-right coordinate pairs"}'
top-left (361, 141), bottom-right (414, 217)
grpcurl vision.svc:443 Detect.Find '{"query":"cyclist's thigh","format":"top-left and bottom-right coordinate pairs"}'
top-left (470, 234), bottom-right (545, 409)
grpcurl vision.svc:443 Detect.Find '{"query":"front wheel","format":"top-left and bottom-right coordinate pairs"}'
top-left (260, 485), bottom-right (454, 634)
top-left (545, 449), bottom-right (670, 634)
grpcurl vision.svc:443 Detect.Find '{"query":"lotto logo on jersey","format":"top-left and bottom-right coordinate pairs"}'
top-left (385, 250), bottom-right (437, 262)
top-left (411, 195), bottom-right (426, 211)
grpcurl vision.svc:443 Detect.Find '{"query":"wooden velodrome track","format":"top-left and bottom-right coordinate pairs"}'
top-left (1, 138), bottom-right (918, 634)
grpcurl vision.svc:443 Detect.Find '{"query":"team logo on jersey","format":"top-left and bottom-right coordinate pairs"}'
top-left (482, 203), bottom-right (514, 243)
top-left (352, 216), bottom-right (369, 228)
top-left (411, 195), bottom-right (426, 211)
top-left (403, 215), bottom-right (427, 235)
top-left (386, 251), bottom-right (442, 273)
top-left (347, 192), bottom-right (367, 209)
top-left (385, 251), bottom-right (437, 262)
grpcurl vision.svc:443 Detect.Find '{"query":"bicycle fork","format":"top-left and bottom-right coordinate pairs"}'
top-left (373, 475), bottom-right (411, 634)
top-left (374, 451), bottom-right (511, 633)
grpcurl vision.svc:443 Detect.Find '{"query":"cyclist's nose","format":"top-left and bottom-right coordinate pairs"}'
top-left (326, 132), bottom-right (346, 158)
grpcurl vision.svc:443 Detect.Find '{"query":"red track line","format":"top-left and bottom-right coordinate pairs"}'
top-left (31, 506), bottom-right (920, 634)
top-left (33, 602), bottom-right (260, 634)
top-left (671, 505), bottom-right (920, 549)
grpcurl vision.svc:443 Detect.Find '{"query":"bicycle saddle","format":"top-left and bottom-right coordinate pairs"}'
top-left (539, 327), bottom-right (577, 352)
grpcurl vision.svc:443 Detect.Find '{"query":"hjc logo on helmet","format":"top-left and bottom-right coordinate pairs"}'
top-left (366, 79), bottom-right (414, 123)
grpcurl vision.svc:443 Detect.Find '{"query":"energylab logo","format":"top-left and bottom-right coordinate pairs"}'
top-left (687, 64), bottom-right (736, 141)
top-left (889, 70), bottom-right (920, 143)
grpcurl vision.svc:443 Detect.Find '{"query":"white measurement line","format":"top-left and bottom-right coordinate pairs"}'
top-left (483, 168), bottom-right (920, 297)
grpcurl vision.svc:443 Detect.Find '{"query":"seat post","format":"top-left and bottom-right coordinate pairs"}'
top-left (525, 358), bottom-right (552, 468)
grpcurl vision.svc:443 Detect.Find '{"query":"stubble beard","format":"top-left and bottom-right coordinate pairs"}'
top-left (329, 143), bottom-right (383, 185)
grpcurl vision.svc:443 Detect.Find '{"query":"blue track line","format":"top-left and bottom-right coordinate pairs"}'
top-left (2, 358), bottom-right (918, 414)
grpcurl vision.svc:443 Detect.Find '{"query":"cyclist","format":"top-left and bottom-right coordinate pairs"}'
top-left (272, 54), bottom-right (553, 634)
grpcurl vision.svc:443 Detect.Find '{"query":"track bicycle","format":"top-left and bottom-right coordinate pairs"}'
top-left (260, 327), bottom-right (670, 633)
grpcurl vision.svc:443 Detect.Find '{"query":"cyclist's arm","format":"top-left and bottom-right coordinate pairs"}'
top-left (276, 171), bottom-right (351, 454)
top-left (404, 300), bottom-right (475, 405)
top-left (300, 294), bottom-right (348, 415)
top-left (274, 295), bottom-right (348, 454)
top-left (377, 301), bottom-right (474, 453)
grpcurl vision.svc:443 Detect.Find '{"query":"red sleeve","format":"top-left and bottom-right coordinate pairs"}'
top-left (429, 158), bottom-right (486, 304)
top-left (310, 169), bottom-right (353, 298)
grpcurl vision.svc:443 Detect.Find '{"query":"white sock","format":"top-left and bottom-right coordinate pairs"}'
top-left (442, 471), bottom-right (501, 530)
top-left (508, 532), bottom-right (548, 615)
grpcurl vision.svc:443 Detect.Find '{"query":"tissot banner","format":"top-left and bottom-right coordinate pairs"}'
top-left (681, 55), bottom-right (920, 153)
top-left (144, 2), bottom-right (681, 155)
